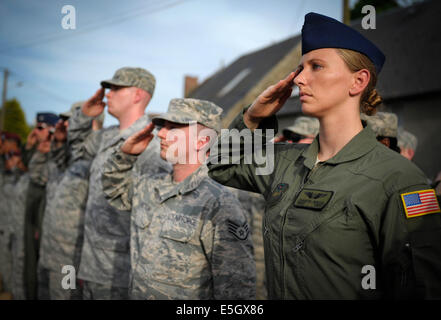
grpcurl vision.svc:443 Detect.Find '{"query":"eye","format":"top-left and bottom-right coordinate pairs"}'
top-left (312, 63), bottom-right (323, 70)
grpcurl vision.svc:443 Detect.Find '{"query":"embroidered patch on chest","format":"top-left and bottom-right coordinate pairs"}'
top-left (293, 188), bottom-right (334, 210)
top-left (401, 189), bottom-right (440, 218)
top-left (227, 220), bottom-right (249, 241)
top-left (270, 183), bottom-right (289, 202)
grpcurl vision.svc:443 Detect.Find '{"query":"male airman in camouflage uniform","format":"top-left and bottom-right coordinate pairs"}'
top-left (276, 116), bottom-right (319, 144)
top-left (102, 98), bottom-right (256, 299)
top-left (69, 67), bottom-right (170, 299)
top-left (3, 153), bottom-right (29, 300)
top-left (0, 146), bottom-right (22, 295)
top-left (47, 108), bottom-right (104, 300)
top-left (0, 133), bottom-right (26, 300)
top-left (37, 112), bottom-right (72, 299)
top-left (361, 111), bottom-right (400, 152)
top-left (229, 188), bottom-right (266, 299)
top-left (37, 102), bottom-right (102, 300)
top-left (23, 112), bottom-right (59, 300)
top-left (397, 129), bottom-right (418, 161)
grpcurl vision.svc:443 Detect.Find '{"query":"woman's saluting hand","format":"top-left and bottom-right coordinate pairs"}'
top-left (244, 69), bottom-right (299, 130)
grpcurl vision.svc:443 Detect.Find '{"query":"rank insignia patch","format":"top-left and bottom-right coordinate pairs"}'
top-left (227, 220), bottom-right (249, 240)
top-left (401, 189), bottom-right (440, 218)
top-left (294, 188), bottom-right (334, 210)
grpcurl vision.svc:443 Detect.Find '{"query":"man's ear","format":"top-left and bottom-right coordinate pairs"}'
top-left (349, 69), bottom-right (370, 96)
top-left (133, 88), bottom-right (143, 104)
top-left (134, 89), bottom-right (152, 107)
top-left (196, 135), bottom-right (211, 151)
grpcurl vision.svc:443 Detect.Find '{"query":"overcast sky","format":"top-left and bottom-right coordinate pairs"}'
top-left (0, 0), bottom-right (344, 127)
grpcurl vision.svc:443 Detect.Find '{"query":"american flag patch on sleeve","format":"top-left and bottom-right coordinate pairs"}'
top-left (401, 189), bottom-right (440, 218)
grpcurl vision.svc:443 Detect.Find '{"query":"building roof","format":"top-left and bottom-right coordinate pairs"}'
top-left (190, 0), bottom-right (440, 118)
top-left (189, 35), bottom-right (301, 116)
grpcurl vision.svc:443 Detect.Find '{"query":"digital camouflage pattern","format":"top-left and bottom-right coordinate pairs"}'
top-left (37, 123), bottom-right (91, 300)
top-left (101, 67), bottom-right (156, 96)
top-left (27, 150), bottom-right (49, 187)
top-left (228, 188), bottom-right (267, 299)
top-left (37, 143), bottom-right (67, 299)
top-left (398, 128), bottom-right (418, 151)
top-left (67, 107), bottom-right (170, 296)
top-left (152, 98), bottom-right (223, 133)
top-left (82, 281), bottom-right (128, 300)
top-left (1, 169), bottom-right (29, 300)
top-left (0, 169), bottom-right (15, 294)
top-left (361, 111), bottom-right (398, 138)
top-left (102, 155), bottom-right (256, 300)
top-left (283, 116), bottom-right (319, 137)
top-left (24, 146), bottom-right (55, 299)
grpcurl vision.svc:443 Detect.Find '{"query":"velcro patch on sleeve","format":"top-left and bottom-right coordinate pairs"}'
top-left (401, 189), bottom-right (440, 219)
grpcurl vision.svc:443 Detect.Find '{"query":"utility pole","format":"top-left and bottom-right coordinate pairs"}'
top-left (343, 0), bottom-right (351, 25)
top-left (1, 68), bottom-right (8, 131)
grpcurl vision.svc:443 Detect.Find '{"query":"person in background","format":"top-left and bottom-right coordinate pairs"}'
top-left (1, 147), bottom-right (28, 300)
top-left (23, 112), bottom-right (59, 300)
top-left (275, 116), bottom-right (319, 144)
top-left (69, 67), bottom-right (169, 299)
top-left (397, 128), bottom-right (418, 161)
top-left (361, 111), bottom-right (401, 153)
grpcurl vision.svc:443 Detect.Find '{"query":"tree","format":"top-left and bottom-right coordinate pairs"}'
top-left (351, 0), bottom-right (400, 20)
top-left (0, 98), bottom-right (31, 143)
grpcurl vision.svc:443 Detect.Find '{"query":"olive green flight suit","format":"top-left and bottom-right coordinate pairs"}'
top-left (207, 111), bottom-right (441, 299)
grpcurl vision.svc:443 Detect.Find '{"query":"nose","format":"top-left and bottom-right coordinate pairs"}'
top-left (105, 89), bottom-right (112, 99)
top-left (157, 126), bottom-right (168, 140)
top-left (294, 68), bottom-right (306, 87)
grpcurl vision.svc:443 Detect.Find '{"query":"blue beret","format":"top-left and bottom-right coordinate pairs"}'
top-left (36, 112), bottom-right (59, 126)
top-left (302, 12), bottom-right (385, 74)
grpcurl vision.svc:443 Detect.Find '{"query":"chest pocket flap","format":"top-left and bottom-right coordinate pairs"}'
top-left (133, 203), bottom-right (154, 229)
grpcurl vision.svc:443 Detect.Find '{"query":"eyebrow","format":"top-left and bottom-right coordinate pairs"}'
top-left (298, 58), bottom-right (327, 68)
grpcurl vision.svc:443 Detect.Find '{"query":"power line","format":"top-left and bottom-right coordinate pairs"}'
top-left (0, 0), bottom-right (194, 54)
top-left (7, 69), bottom-right (72, 105)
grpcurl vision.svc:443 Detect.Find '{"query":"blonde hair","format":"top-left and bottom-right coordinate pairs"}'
top-left (336, 48), bottom-right (382, 115)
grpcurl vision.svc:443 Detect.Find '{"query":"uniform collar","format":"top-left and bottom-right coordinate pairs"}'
top-left (156, 164), bottom-right (208, 203)
top-left (302, 124), bottom-right (378, 169)
top-left (102, 114), bottom-right (150, 150)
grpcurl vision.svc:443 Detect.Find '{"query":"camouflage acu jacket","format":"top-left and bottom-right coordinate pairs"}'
top-left (69, 108), bottom-right (170, 288)
top-left (102, 151), bottom-right (256, 300)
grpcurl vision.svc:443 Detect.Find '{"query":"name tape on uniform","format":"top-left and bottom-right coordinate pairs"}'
top-left (401, 189), bottom-right (440, 219)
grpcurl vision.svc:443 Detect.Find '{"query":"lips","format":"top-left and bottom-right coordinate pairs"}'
top-left (299, 91), bottom-right (312, 97)
top-left (299, 91), bottom-right (312, 102)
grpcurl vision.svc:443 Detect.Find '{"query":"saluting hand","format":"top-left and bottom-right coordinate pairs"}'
top-left (244, 70), bottom-right (299, 130)
top-left (121, 123), bottom-right (155, 155)
top-left (54, 120), bottom-right (68, 143)
top-left (25, 129), bottom-right (38, 150)
top-left (82, 87), bottom-right (106, 117)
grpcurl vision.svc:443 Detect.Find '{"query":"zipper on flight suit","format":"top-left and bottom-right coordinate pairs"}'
top-left (279, 164), bottom-right (314, 299)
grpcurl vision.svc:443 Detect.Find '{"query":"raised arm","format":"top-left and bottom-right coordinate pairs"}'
top-left (102, 123), bottom-right (156, 211)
